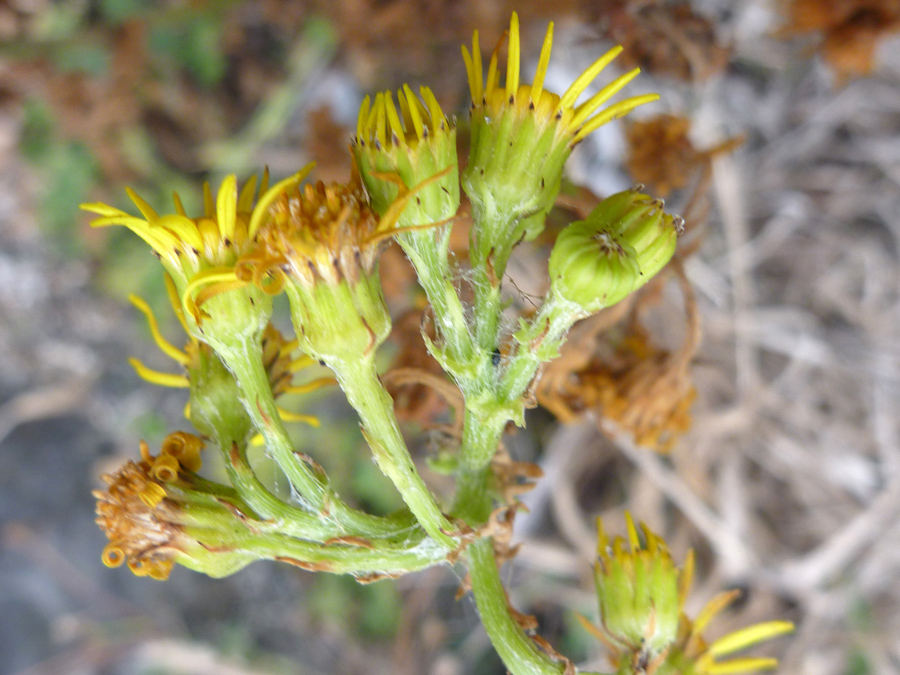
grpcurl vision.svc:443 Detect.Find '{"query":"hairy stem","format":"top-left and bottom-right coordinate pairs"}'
top-left (221, 336), bottom-right (412, 539)
top-left (333, 353), bottom-right (456, 548)
top-left (468, 537), bottom-right (568, 675)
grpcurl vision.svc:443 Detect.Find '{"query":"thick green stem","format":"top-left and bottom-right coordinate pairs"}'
top-left (333, 354), bottom-right (456, 548)
top-left (451, 296), bottom-right (581, 526)
top-left (450, 464), bottom-right (494, 525)
top-left (468, 537), bottom-right (567, 675)
top-left (230, 528), bottom-right (447, 576)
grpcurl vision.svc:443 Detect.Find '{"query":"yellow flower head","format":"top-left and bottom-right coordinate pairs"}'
top-left (81, 171), bottom-right (304, 286)
top-left (582, 515), bottom-right (793, 675)
top-left (460, 13), bottom-right (660, 273)
top-left (81, 169), bottom-right (313, 343)
top-left (463, 12), bottom-right (658, 147)
top-left (353, 85), bottom-right (460, 227)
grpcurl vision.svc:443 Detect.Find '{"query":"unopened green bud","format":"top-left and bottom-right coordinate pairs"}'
top-left (549, 188), bottom-right (680, 314)
top-left (186, 343), bottom-right (250, 442)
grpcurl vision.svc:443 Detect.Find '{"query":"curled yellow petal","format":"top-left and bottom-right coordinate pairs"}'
top-left (128, 358), bottom-right (190, 389)
top-left (152, 454), bottom-right (180, 482)
top-left (102, 542), bottom-right (127, 568)
top-left (129, 294), bottom-right (190, 366)
top-left (277, 408), bottom-right (321, 427)
top-left (137, 481), bottom-right (166, 508)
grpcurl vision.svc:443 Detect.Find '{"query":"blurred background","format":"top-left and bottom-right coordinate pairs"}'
top-left (1, 0), bottom-right (900, 673)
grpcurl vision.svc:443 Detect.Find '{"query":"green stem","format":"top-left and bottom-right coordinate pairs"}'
top-left (501, 294), bottom-right (581, 403)
top-left (450, 464), bottom-right (494, 525)
top-left (220, 440), bottom-right (417, 542)
top-left (206, 527), bottom-right (447, 577)
top-left (398, 229), bottom-right (473, 369)
top-left (177, 500), bottom-right (449, 577)
top-left (333, 354), bottom-right (456, 548)
top-left (221, 337), bottom-right (410, 539)
top-left (468, 537), bottom-right (567, 675)
top-left (451, 296), bottom-right (580, 526)
top-left (449, 402), bottom-right (507, 526)
top-left (468, 197), bottom-right (527, 357)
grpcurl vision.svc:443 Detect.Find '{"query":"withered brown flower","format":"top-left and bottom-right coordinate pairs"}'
top-left (783, 0), bottom-right (900, 83)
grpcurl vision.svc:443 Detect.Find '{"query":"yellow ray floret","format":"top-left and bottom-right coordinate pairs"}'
top-left (690, 595), bottom-right (794, 674)
top-left (462, 12), bottom-right (658, 144)
top-left (357, 85), bottom-right (448, 149)
top-left (129, 294), bottom-right (190, 366)
top-left (128, 357), bottom-right (190, 389)
top-left (81, 173), bottom-right (274, 268)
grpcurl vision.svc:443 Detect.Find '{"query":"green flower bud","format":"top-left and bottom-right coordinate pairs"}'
top-left (353, 85), bottom-right (459, 227)
top-left (594, 514), bottom-right (682, 658)
top-left (549, 188), bottom-right (680, 315)
top-left (185, 339), bottom-right (253, 442)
